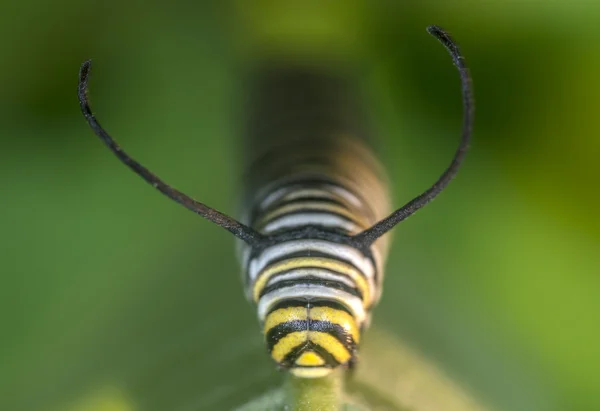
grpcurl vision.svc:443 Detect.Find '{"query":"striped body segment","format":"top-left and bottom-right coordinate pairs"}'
top-left (264, 300), bottom-right (359, 378)
top-left (239, 64), bottom-right (392, 377)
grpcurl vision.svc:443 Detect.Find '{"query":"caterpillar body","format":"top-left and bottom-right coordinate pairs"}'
top-left (78, 26), bottom-right (473, 378)
top-left (239, 65), bottom-right (392, 377)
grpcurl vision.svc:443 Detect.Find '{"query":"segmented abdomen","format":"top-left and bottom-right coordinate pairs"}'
top-left (239, 63), bottom-right (391, 377)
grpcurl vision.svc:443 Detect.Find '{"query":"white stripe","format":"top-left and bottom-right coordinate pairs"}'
top-left (249, 239), bottom-right (375, 282)
top-left (278, 189), bottom-right (341, 204)
top-left (257, 284), bottom-right (366, 324)
top-left (238, 243), bottom-right (253, 282)
top-left (265, 268), bottom-right (357, 289)
top-left (261, 214), bottom-right (358, 234)
top-left (259, 185), bottom-right (294, 210)
top-left (329, 185), bottom-right (362, 207)
top-left (259, 183), bottom-right (363, 210)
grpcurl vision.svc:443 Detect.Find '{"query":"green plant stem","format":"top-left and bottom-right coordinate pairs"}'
top-left (285, 371), bottom-right (344, 411)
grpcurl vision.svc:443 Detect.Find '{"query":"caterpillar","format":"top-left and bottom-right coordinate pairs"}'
top-left (78, 26), bottom-right (473, 379)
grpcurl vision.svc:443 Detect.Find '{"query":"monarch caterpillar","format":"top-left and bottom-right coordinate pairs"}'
top-left (78, 26), bottom-right (472, 379)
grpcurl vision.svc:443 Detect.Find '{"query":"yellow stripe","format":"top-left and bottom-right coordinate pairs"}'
top-left (271, 331), bottom-right (308, 363)
top-left (252, 257), bottom-right (370, 304)
top-left (310, 306), bottom-right (360, 343)
top-left (256, 201), bottom-right (370, 229)
top-left (309, 331), bottom-right (352, 364)
top-left (295, 351), bottom-right (325, 366)
top-left (263, 307), bottom-right (307, 335)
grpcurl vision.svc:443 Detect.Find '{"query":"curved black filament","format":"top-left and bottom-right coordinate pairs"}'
top-left (78, 60), bottom-right (265, 246)
top-left (352, 25), bottom-right (474, 247)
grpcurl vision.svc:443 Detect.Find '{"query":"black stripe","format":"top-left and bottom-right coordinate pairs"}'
top-left (259, 223), bottom-right (354, 239)
top-left (259, 178), bottom-right (351, 196)
top-left (253, 195), bottom-right (353, 223)
top-left (262, 195), bottom-right (351, 214)
top-left (247, 226), bottom-right (354, 257)
top-left (266, 299), bottom-right (307, 314)
top-left (266, 267), bottom-right (359, 292)
top-left (279, 341), bottom-right (311, 368)
top-left (253, 178), bottom-right (369, 211)
top-left (259, 277), bottom-right (363, 300)
top-left (266, 319), bottom-right (308, 352)
top-left (256, 208), bottom-right (363, 231)
top-left (280, 341), bottom-right (340, 368)
top-left (311, 342), bottom-right (346, 367)
top-left (310, 320), bottom-right (358, 354)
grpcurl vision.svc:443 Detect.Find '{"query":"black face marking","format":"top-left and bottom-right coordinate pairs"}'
top-left (266, 320), bottom-right (308, 352)
top-left (280, 341), bottom-right (341, 369)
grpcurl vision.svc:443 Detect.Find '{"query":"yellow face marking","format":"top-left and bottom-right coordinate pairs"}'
top-left (252, 257), bottom-right (370, 304)
top-left (310, 306), bottom-right (360, 343)
top-left (257, 201), bottom-right (370, 229)
top-left (309, 331), bottom-right (352, 364)
top-left (263, 307), bottom-right (307, 335)
top-left (271, 331), bottom-right (308, 363)
top-left (290, 367), bottom-right (333, 378)
top-left (295, 350), bottom-right (325, 366)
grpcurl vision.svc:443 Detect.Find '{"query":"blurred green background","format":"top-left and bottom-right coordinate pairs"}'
top-left (2, 1), bottom-right (599, 410)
